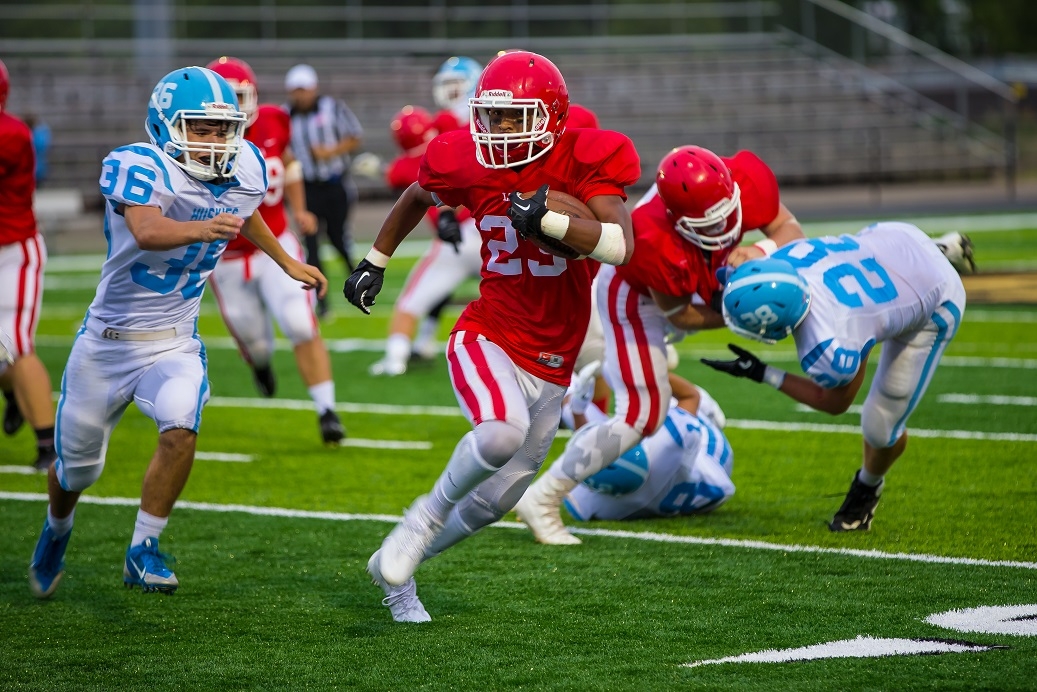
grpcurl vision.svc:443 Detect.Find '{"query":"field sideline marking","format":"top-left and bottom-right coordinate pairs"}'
top-left (32, 334), bottom-right (1037, 370)
top-left (199, 396), bottom-right (1037, 443)
top-left (2, 491), bottom-right (1034, 572)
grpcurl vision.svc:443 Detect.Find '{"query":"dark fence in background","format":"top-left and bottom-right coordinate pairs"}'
top-left (0, 0), bottom-right (1017, 206)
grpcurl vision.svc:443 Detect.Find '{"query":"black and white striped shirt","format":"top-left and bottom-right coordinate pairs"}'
top-left (288, 95), bottom-right (364, 182)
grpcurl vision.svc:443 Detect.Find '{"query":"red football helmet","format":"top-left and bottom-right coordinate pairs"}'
top-left (206, 56), bottom-right (259, 125)
top-left (655, 146), bottom-right (742, 251)
top-left (0, 59), bottom-right (9, 112)
top-left (390, 105), bottom-right (437, 153)
top-left (470, 51), bottom-right (569, 169)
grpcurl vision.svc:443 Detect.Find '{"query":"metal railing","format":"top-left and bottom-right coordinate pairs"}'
top-left (779, 0), bottom-right (1019, 198)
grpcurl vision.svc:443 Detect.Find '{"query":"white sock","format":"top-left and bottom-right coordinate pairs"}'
top-left (858, 468), bottom-right (884, 486)
top-left (131, 509), bottom-right (168, 547)
top-left (385, 333), bottom-right (411, 366)
top-left (47, 507), bottom-right (75, 538)
top-left (308, 380), bottom-right (336, 415)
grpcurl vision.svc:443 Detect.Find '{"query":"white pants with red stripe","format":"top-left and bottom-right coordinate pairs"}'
top-left (444, 330), bottom-right (566, 519)
top-left (209, 232), bottom-right (318, 367)
top-left (0, 233), bottom-right (47, 359)
top-left (395, 219), bottom-right (481, 317)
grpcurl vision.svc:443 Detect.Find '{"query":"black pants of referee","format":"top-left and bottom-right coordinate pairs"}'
top-left (303, 178), bottom-right (356, 281)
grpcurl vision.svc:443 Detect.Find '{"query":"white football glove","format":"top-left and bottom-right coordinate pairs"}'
top-left (569, 359), bottom-right (602, 416)
top-left (695, 385), bottom-right (727, 430)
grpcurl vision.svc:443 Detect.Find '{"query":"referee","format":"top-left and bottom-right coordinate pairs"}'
top-left (285, 64), bottom-right (364, 316)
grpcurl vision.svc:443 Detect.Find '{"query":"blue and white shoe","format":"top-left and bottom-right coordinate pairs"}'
top-left (123, 537), bottom-right (179, 594)
top-left (29, 520), bottom-right (72, 599)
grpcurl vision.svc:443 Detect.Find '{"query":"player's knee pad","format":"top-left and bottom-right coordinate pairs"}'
top-left (56, 454), bottom-right (105, 492)
top-left (471, 419), bottom-right (526, 468)
top-left (136, 377), bottom-right (207, 434)
top-left (278, 309), bottom-right (318, 346)
top-left (861, 396), bottom-right (900, 449)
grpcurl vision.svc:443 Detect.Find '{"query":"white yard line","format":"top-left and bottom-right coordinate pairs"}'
top-left (1, 491), bottom-right (1034, 571)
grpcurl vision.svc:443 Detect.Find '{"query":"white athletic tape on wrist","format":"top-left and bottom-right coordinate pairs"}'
top-left (588, 222), bottom-right (627, 264)
top-left (763, 365), bottom-right (786, 389)
top-left (365, 248), bottom-right (391, 268)
top-left (284, 160), bottom-right (303, 184)
top-left (754, 239), bottom-right (778, 256)
top-left (662, 303), bottom-right (686, 318)
top-left (540, 210), bottom-right (570, 239)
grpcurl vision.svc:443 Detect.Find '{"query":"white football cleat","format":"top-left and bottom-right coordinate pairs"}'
top-left (377, 495), bottom-right (442, 586)
top-left (367, 550), bottom-right (432, 623)
top-left (933, 232), bottom-right (976, 275)
top-left (368, 357), bottom-right (407, 377)
top-left (514, 474), bottom-right (582, 545)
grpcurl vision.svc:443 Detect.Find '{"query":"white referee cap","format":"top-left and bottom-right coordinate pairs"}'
top-left (285, 64), bottom-right (318, 91)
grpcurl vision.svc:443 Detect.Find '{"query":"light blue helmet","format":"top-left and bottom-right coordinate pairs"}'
top-left (584, 444), bottom-right (650, 496)
top-left (432, 56), bottom-right (483, 112)
top-left (721, 257), bottom-right (811, 344)
top-left (146, 66), bottom-right (247, 182)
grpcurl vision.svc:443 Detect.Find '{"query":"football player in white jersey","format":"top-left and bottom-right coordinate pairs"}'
top-left (27, 66), bottom-right (327, 599)
top-left (561, 372), bottom-right (736, 523)
top-left (702, 221), bottom-right (966, 532)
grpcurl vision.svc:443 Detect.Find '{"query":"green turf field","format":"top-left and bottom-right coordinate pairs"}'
top-left (2, 222), bottom-right (1035, 690)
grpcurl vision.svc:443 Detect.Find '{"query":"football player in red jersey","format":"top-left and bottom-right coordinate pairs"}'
top-left (206, 57), bottom-right (346, 445)
top-left (344, 51), bottom-right (640, 621)
top-left (369, 106), bottom-right (483, 377)
top-left (0, 59), bottom-right (58, 472)
top-left (516, 144), bottom-right (805, 544)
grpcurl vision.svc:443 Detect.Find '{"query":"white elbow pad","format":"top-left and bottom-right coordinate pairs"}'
top-left (588, 222), bottom-right (627, 265)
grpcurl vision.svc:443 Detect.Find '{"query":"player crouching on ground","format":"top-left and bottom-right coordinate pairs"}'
top-left (559, 356), bottom-right (736, 524)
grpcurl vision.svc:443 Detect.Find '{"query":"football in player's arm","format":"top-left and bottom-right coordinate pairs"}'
top-left (343, 51), bottom-right (640, 622)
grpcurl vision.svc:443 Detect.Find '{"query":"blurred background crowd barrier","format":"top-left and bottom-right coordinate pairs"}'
top-left (3, 0), bottom-right (1036, 241)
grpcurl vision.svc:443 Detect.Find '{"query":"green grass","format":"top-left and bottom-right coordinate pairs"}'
top-left (2, 226), bottom-right (1036, 689)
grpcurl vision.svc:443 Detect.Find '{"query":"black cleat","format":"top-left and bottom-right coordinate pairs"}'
top-left (3, 391), bottom-right (24, 435)
top-left (829, 471), bottom-right (883, 532)
top-left (319, 410), bottom-right (346, 445)
top-left (33, 447), bottom-right (57, 473)
top-left (251, 365), bottom-right (276, 398)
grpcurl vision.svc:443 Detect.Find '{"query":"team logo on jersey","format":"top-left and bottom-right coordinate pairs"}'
top-left (190, 206), bottom-right (241, 221)
top-left (537, 352), bottom-right (564, 368)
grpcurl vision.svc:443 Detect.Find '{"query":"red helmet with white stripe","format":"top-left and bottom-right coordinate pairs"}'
top-left (470, 51), bottom-right (569, 169)
top-left (655, 146), bottom-right (742, 251)
top-left (206, 56), bottom-right (259, 125)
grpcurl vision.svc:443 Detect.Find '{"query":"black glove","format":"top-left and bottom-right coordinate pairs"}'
top-left (436, 208), bottom-right (462, 253)
top-left (342, 259), bottom-right (385, 315)
top-left (507, 184), bottom-right (549, 239)
top-left (700, 343), bottom-right (768, 383)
